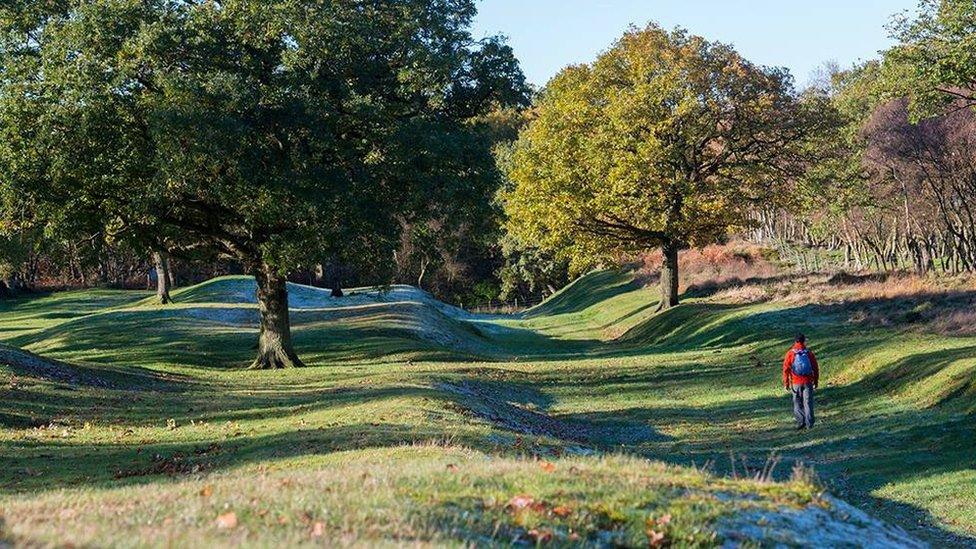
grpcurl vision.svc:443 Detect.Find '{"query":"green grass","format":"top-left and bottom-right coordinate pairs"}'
top-left (1, 271), bottom-right (973, 546)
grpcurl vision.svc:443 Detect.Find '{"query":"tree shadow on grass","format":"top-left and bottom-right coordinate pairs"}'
top-left (0, 422), bottom-right (467, 493)
top-left (523, 270), bottom-right (639, 318)
top-left (463, 319), bottom-right (976, 546)
top-left (829, 344), bottom-right (976, 408)
top-left (597, 385), bottom-right (976, 546)
top-left (7, 305), bottom-right (492, 370)
top-left (1, 378), bottom-right (459, 494)
top-left (437, 376), bottom-right (669, 447)
top-left (0, 290), bottom-right (150, 318)
top-left (0, 370), bottom-right (676, 496)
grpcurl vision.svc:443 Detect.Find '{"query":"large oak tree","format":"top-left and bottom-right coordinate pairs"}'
top-left (502, 24), bottom-right (821, 309)
top-left (0, 0), bottom-right (526, 368)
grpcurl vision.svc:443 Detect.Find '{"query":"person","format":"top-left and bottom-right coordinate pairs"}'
top-left (783, 333), bottom-right (819, 430)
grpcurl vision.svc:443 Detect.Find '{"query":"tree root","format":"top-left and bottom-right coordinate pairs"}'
top-left (248, 346), bottom-right (305, 370)
top-left (654, 301), bottom-right (678, 313)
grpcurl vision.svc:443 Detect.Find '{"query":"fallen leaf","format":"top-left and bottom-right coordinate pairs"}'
top-left (215, 511), bottom-right (237, 529)
top-left (552, 505), bottom-right (572, 517)
top-left (199, 485), bottom-right (213, 497)
top-left (539, 461), bottom-right (556, 473)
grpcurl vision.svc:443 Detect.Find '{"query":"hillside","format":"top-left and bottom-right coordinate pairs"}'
top-left (1, 272), bottom-right (973, 546)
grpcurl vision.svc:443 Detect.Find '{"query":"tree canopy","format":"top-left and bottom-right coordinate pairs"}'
top-left (0, 0), bottom-right (528, 368)
top-left (502, 24), bottom-right (824, 309)
top-left (887, 0), bottom-right (976, 117)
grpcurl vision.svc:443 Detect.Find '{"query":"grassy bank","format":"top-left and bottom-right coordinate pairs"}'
top-left (1, 272), bottom-right (972, 546)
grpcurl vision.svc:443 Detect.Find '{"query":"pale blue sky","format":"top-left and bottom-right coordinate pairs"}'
top-left (471, 0), bottom-right (919, 88)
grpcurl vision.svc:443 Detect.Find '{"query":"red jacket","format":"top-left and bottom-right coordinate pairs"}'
top-left (783, 343), bottom-right (819, 387)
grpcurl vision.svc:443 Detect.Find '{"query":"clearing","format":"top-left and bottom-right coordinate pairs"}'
top-left (1, 271), bottom-right (973, 547)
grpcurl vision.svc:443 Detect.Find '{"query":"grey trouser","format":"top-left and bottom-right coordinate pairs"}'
top-left (792, 383), bottom-right (815, 428)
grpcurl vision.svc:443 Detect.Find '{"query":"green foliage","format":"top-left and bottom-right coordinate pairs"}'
top-left (0, 229), bottom-right (31, 281)
top-left (887, 0), bottom-right (976, 117)
top-left (497, 233), bottom-right (569, 302)
top-left (0, 0), bottom-right (529, 364)
top-left (502, 24), bottom-right (823, 275)
top-left (0, 0), bottom-right (527, 274)
top-left (394, 104), bottom-right (531, 304)
top-left (469, 279), bottom-right (500, 306)
top-left (795, 63), bottom-right (883, 216)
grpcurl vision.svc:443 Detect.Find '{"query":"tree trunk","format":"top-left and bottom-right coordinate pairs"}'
top-left (168, 261), bottom-right (176, 288)
top-left (250, 264), bottom-right (304, 369)
top-left (417, 256), bottom-right (429, 290)
top-left (656, 242), bottom-right (680, 311)
top-left (330, 272), bottom-right (343, 298)
top-left (153, 251), bottom-right (173, 304)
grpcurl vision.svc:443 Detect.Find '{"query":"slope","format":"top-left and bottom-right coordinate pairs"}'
top-left (0, 272), bottom-right (970, 546)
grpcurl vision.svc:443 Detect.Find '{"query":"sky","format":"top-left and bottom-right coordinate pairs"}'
top-left (471, 0), bottom-right (919, 89)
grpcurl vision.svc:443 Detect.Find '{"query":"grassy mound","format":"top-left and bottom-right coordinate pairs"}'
top-left (157, 275), bottom-right (471, 317)
top-left (1, 271), bottom-right (973, 546)
top-left (9, 278), bottom-right (492, 370)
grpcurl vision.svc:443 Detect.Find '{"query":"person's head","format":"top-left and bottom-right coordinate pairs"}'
top-left (795, 333), bottom-right (806, 345)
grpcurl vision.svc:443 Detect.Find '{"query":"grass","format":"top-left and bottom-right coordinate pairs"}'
top-left (1, 270), bottom-right (973, 546)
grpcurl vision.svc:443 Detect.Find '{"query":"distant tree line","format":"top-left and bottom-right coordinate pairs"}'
top-left (749, 0), bottom-right (976, 275)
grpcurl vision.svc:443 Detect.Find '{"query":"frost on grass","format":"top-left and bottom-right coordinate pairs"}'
top-left (716, 495), bottom-right (927, 548)
top-left (179, 276), bottom-right (471, 317)
top-left (163, 277), bottom-right (494, 355)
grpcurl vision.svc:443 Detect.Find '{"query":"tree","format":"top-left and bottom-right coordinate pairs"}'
top-left (394, 104), bottom-right (531, 303)
top-left (151, 251), bottom-right (173, 305)
top-left (502, 25), bottom-right (821, 310)
top-left (757, 50), bottom-right (976, 276)
top-left (888, 0), bottom-right (976, 117)
top-left (497, 234), bottom-right (569, 304)
top-left (0, 0), bottom-right (527, 368)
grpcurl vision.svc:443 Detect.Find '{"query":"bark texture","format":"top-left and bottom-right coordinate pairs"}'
top-left (657, 242), bottom-right (680, 311)
top-left (249, 264), bottom-right (304, 369)
top-left (153, 251), bottom-right (173, 305)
